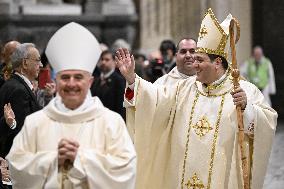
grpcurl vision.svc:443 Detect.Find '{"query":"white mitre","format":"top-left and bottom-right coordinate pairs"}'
top-left (196, 8), bottom-right (233, 61)
top-left (46, 22), bottom-right (101, 73)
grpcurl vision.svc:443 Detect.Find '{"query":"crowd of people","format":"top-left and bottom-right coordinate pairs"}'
top-left (0, 8), bottom-right (278, 189)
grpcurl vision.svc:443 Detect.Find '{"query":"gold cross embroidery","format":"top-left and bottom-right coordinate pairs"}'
top-left (193, 116), bottom-right (213, 138)
top-left (185, 173), bottom-right (205, 189)
top-left (199, 25), bottom-right (208, 40)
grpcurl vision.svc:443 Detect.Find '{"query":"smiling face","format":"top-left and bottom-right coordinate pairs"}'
top-left (175, 39), bottom-right (197, 76)
top-left (56, 70), bottom-right (94, 110)
top-left (193, 52), bottom-right (223, 84)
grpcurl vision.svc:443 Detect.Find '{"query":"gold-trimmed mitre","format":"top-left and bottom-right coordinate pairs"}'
top-left (196, 8), bottom-right (233, 60)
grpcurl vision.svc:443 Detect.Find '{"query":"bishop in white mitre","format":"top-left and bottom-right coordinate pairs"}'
top-left (6, 22), bottom-right (136, 189)
top-left (117, 8), bottom-right (277, 189)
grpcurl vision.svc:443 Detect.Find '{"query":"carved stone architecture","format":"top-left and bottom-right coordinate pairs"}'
top-left (138, 0), bottom-right (251, 64)
top-left (0, 0), bottom-right (283, 119)
top-left (0, 0), bottom-right (137, 53)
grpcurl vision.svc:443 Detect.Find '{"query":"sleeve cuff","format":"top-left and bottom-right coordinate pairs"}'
top-left (125, 87), bottom-right (134, 101)
top-left (127, 82), bottom-right (135, 90)
top-left (10, 120), bottom-right (17, 130)
top-left (68, 151), bottom-right (86, 180)
top-left (243, 103), bottom-right (255, 134)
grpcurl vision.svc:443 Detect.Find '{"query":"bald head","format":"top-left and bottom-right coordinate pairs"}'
top-left (253, 46), bottom-right (263, 62)
top-left (1, 41), bottom-right (20, 64)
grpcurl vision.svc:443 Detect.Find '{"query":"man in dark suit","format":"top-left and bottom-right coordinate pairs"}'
top-left (0, 43), bottom-right (42, 157)
top-left (91, 50), bottom-right (126, 119)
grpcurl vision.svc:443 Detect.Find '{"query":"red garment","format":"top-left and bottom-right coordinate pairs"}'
top-left (125, 87), bottom-right (134, 100)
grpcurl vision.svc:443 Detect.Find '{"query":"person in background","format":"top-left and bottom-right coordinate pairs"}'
top-left (159, 39), bottom-right (177, 73)
top-left (91, 50), bottom-right (126, 119)
top-left (154, 38), bottom-right (196, 85)
top-left (241, 46), bottom-right (276, 106)
top-left (133, 53), bottom-right (148, 79)
top-left (0, 43), bottom-right (42, 158)
top-left (111, 38), bottom-right (131, 52)
top-left (0, 41), bottom-right (20, 88)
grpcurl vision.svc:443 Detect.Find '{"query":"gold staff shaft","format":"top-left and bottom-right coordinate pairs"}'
top-left (229, 18), bottom-right (250, 189)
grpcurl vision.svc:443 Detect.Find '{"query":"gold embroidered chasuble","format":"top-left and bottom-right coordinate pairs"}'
top-left (125, 75), bottom-right (277, 189)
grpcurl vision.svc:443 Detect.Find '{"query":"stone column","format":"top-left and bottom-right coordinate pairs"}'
top-left (0, 0), bottom-right (11, 15)
top-left (84, 0), bottom-right (103, 15)
top-left (0, 0), bottom-right (21, 14)
top-left (140, 0), bottom-right (201, 54)
top-left (173, 0), bottom-right (201, 42)
top-left (208, 0), bottom-right (252, 64)
top-left (140, 0), bottom-right (172, 53)
top-left (102, 0), bottom-right (136, 16)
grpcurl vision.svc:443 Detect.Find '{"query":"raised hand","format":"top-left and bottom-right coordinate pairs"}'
top-left (44, 82), bottom-right (56, 97)
top-left (4, 103), bottom-right (15, 128)
top-left (115, 48), bottom-right (136, 84)
top-left (0, 157), bottom-right (10, 182)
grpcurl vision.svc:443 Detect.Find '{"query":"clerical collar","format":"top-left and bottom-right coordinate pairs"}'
top-left (101, 68), bottom-right (115, 80)
top-left (15, 72), bottom-right (33, 91)
top-left (203, 69), bottom-right (229, 89)
top-left (211, 69), bottom-right (228, 85)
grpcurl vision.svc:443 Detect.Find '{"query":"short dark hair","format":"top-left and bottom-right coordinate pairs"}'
top-left (133, 53), bottom-right (146, 61)
top-left (101, 50), bottom-right (115, 60)
top-left (159, 40), bottom-right (176, 55)
top-left (208, 54), bottom-right (228, 70)
top-left (176, 38), bottom-right (197, 51)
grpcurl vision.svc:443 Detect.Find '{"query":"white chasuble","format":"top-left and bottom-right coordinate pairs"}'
top-left (7, 97), bottom-right (136, 189)
top-left (125, 75), bottom-right (277, 189)
top-left (154, 66), bottom-right (191, 86)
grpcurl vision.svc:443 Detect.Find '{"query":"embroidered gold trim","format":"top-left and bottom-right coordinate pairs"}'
top-left (185, 173), bottom-right (205, 189)
top-left (195, 72), bottom-right (232, 97)
top-left (195, 47), bottom-right (228, 60)
top-left (180, 92), bottom-right (200, 189)
top-left (168, 82), bottom-right (182, 131)
top-left (204, 72), bottom-right (230, 91)
top-left (203, 8), bottom-right (227, 37)
top-left (199, 25), bottom-right (208, 40)
top-left (195, 82), bottom-right (232, 97)
top-left (181, 92), bottom-right (226, 189)
top-left (197, 8), bottom-right (229, 60)
top-left (193, 116), bottom-right (213, 138)
top-left (206, 95), bottom-right (225, 189)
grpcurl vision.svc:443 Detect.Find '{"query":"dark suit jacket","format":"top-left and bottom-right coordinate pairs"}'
top-left (91, 71), bottom-right (126, 119)
top-left (0, 74), bottom-right (41, 157)
top-left (0, 170), bottom-right (3, 189)
top-left (0, 76), bottom-right (4, 89)
top-left (0, 64), bottom-right (5, 89)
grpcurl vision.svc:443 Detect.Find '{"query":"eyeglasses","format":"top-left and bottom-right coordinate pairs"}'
top-left (24, 57), bottom-right (42, 64)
